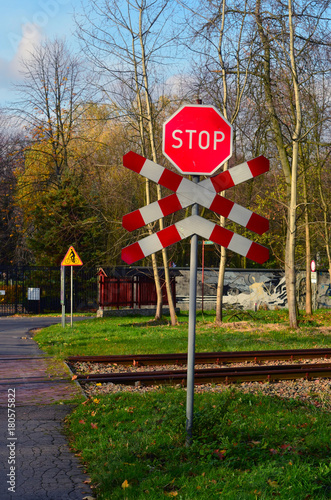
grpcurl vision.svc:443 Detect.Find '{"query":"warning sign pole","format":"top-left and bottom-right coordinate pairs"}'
top-left (61, 246), bottom-right (83, 328)
top-left (61, 266), bottom-right (65, 327)
top-left (70, 266), bottom-right (73, 327)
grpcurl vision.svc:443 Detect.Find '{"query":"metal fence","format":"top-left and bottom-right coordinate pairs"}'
top-left (0, 266), bottom-right (178, 316)
top-left (0, 266), bottom-right (98, 316)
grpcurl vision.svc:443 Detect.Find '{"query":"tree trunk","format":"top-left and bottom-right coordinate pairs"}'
top-left (255, 0), bottom-right (298, 327)
top-left (317, 147), bottom-right (331, 284)
top-left (132, 27), bottom-right (163, 320)
top-left (215, 244), bottom-right (226, 323)
top-left (302, 162), bottom-right (312, 314)
top-left (139, 6), bottom-right (177, 325)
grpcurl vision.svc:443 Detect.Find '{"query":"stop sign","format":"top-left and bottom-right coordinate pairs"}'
top-left (162, 105), bottom-right (233, 175)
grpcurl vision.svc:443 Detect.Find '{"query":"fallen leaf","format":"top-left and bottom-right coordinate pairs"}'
top-left (79, 420), bottom-right (85, 425)
top-left (71, 375), bottom-right (77, 380)
top-left (213, 449), bottom-right (226, 460)
top-left (122, 479), bottom-right (129, 489)
top-left (91, 423), bottom-right (98, 429)
top-left (267, 479), bottom-right (279, 488)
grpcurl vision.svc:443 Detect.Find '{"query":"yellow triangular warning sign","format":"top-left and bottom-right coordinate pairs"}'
top-left (61, 246), bottom-right (83, 266)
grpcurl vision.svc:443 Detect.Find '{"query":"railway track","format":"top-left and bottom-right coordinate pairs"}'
top-left (67, 348), bottom-right (331, 387)
top-left (67, 347), bottom-right (331, 366)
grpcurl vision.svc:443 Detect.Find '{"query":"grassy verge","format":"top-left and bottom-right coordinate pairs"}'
top-left (34, 309), bottom-right (331, 499)
top-left (33, 309), bottom-right (331, 359)
top-left (66, 389), bottom-right (331, 499)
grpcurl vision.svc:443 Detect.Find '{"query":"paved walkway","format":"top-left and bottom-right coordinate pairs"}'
top-left (0, 317), bottom-right (94, 500)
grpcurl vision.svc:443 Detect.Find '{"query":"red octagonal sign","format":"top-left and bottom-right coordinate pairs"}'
top-left (163, 105), bottom-right (233, 175)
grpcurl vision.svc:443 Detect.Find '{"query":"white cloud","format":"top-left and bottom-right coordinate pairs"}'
top-left (0, 23), bottom-right (43, 104)
top-left (9, 23), bottom-right (43, 77)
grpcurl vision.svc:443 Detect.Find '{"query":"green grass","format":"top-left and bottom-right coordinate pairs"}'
top-left (34, 309), bottom-right (331, 498)
top-left (66, 389), bottom-right (331, 499)
top-left (33, 309), bottom-right (331, 359)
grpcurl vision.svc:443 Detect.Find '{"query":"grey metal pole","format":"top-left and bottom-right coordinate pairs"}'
top-left (186, 175), bottom-right (199, 446)
top-left (61, 266), bottom-right (66, 328)
top-left (70, 266), bottom-right (73, 328)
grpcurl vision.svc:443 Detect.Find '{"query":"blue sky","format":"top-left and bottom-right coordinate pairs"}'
top-left (0, 0), bottom-right (190, 107)
top-left (0, 0), bottom-right (78, 105)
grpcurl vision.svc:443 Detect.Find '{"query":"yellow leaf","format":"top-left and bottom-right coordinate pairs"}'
top-left (122, 479), bottom-right (129, 489)
top-left (267, 479), bottom-right (279, 488)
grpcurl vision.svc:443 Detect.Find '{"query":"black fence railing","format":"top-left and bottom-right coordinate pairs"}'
top-left (0, 266), bottom-right (179, 316)
top-left (0, 266), bottom-right (98, 316)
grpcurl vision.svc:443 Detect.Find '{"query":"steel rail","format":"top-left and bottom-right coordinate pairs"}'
top-left (67, 348), bottom-right (331, 366)
top-left (75, 361), bottom-right (331, 386)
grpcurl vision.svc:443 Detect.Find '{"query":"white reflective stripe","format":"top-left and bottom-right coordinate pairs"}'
top-left (229, 162), bottom-right (252, 185)
top-left (190, 215), bottom-right (214, 239)
top-left (176, 192), bottom-right (193, 208)
top-left (141, 202), bottom-right (164, 224)
top-left (139, 232), bottom-right (163, 256)
top-left (177, 178), bottom-right (217, 207)
top-left (199, 177), bottom-right (216, 193)
top-left (228, 204), bottom-right (252, 227)
top-left (175, 217), bottom-right (195, 239)
top-left (140, 159), bottom-right (164, 184)
top-left (175, 215), bottom-right (213, 240)
top-left (227, 233), bottom-right (252, 256)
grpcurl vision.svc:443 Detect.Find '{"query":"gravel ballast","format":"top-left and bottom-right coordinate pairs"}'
top-left (70, 359), bottom-right (331, 411)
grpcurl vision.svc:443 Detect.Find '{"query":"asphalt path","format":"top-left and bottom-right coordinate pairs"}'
top-left (0, 316), bottom-right (89, 356)
top-left (0, 316), bottom-right (94, 500)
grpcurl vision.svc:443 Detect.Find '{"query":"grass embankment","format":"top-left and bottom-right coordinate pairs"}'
top-left (34, 309), bottom-right (331, 359)
top-left (34, 310), bottom-right (331, 499)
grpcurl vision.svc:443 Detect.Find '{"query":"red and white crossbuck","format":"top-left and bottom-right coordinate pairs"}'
top-left (121, 151), bottom-right (269, 265)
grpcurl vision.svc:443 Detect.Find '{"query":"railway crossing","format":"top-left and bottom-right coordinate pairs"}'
top-left (121, 151), bottom-right (269, 265)
top-left (121, 104), bottom-right (270, 444)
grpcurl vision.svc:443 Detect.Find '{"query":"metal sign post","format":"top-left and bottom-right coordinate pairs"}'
top-left (61, 266), bottom-right (65, 328)
top-left (61, 246), bottom-right (83, 328)
top-left (186, 175), bottom-right (199, 445)
top-left (71, 266), bottom-right (74, 328)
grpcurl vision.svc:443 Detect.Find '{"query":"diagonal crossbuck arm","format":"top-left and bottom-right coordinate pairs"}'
top-left (122, 152), bottom-right (269, 235)
top-left (122, 215), bottom-right (269, 266)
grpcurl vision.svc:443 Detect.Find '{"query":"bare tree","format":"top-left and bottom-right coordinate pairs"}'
top-left (76, 0), bottom-right (180, 323)
top-left (12, 38), bottom-right (95, 189)
top-left (0, 111), bottom-right (25, 264)
top-left (254, 0), bottom-right (330, 327)
top-left (176, 0), bottom-right (258, 322)
top-left (9, 38), bottom-right (109, 265)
